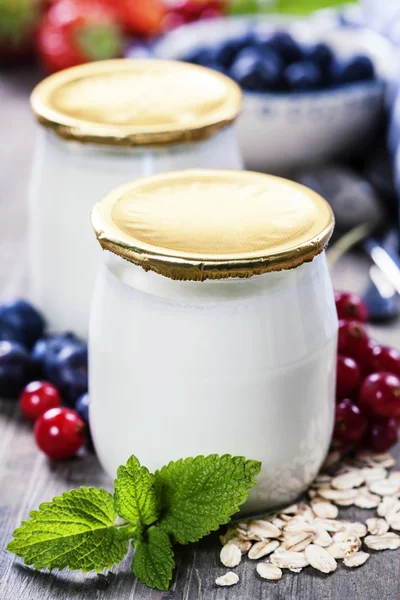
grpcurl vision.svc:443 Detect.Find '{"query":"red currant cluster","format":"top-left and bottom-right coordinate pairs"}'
top-left (334, 292), bottom-right (400, 453)
top-left (20, 381), bottom-right (86, 460)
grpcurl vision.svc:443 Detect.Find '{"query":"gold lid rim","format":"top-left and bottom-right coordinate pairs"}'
top-left (31, 59), bottom-right (243, 147)
top-left (91, 170), bottom-right (335, 281)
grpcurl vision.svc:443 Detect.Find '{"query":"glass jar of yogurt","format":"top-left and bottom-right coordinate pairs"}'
top-left (29, 59), bottom-right (243, 338)
top-left (90, 169), bottom-right (337, 512)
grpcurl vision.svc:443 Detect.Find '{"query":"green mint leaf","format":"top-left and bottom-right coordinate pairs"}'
top-left (155, 455), bottom-right (261, 544)
top-left (132, 526), bottom-right (175, 591)
top-left (114, 455), bottom-right (158, 526)
top-left (7, 487), bottom-right (132, 572)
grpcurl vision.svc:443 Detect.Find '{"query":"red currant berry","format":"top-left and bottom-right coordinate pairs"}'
top-left (20, 381), bottom-right (61, 422)
top-left (338, 319), bottom-right (369, 360)
top-left (356, 338), bottom-right (378, 375)
top-left (369, 345), bottom-right (400, 378)
top-left (333, 399), bottom-right (368, 446)
top-left (367, 417), bottom-right (398, 453)
top-left (336, 355), bottom-right (361, 399)
top-left (335, 291), bottom-right (369, 322)
top-left (359, 372), bottom-right (400, 418)
top-left (34, 407), bottom-right (85, 460)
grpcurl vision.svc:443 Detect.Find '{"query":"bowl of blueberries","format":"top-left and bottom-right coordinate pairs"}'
top-left (155, 17), bottom-right (398, 173)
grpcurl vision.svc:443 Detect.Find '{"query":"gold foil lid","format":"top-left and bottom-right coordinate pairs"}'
top-left (92, 170), bottom-right (334, 281)
top-left (30, 59), bottom-right (242, 146)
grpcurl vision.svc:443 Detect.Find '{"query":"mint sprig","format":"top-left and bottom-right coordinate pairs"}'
top-left (8, 454), bottom-right (261, 590)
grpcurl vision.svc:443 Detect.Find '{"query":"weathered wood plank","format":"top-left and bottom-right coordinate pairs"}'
top-left (0, 67), bottom-right (400, 600)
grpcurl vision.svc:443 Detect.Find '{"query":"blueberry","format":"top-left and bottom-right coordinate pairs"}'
top-left (0, 320), bottom-right (22, 344)
top-left (0, 341), bottom-right (33, 398)
top-left (49, 344), bottom-right (88, 406)
top-left (75, 393), bottom-right (89, 425)
top-left (213, 38), bottom-right (245, 69)
top-left (333, 55), bottom-right (375, 85)
top-left (32, 332), bottom-right (82, 377)
top-left (230, 50), bottom-right (284, 91)
top-left (265, 31), bottom-right (303, 64)
top-left (284, 60), bottom-right (323, 90)
top-left (305, 43), bottom-right (334, 72)
top-left (0, 300), bottom-right (45, 349)
top-left (182, 47), bottom-right (217, 67)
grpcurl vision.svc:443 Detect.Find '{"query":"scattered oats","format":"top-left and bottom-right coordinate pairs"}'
top-left (248, 540), bottom-right (280, 560)
top-left (220, 528), bottom-right (238, 545)
top-left (311, 500), bottom-right (338, 520)
top-left (247, 520), bottom-right (281, 540)
top-left (366, 518), bottom-right (389, 536)
top-left (313, 524), bottom-right (333, 547)
top-left (237, 522), bottom-right (249, 530)
top-left (215, 572), bottom-right (239, 587)
top-left (256, 562), bottom-right (282, 581)
top-left (363, 467), bottom-right (387, 484)
top-left (314, 518), bottom-right (349, 533)
top-left (220, 543), bottom-right (242, 568)
top-left (297, 503), bottom-right (315, 522)
top-left (326, 542), bottom-right (347, 559)
top-left (315, 474), bottom-right (333, 484)
top-left (272, 517), bottom-right (286, 529)
top-left (369, 480), bottom-right (400, 497)
top-left (270, 550), bottom-right (309, 569)
top-left (305, 544), bottom-right (337, 573)
top-left (369, 453), bottom-right (396, 468)
top-left (343, 551), bottom-right (370, 568)
top-left (354, 488), bottom-right (381, 509)
top-left (284, 531), bottom-right (314, 552)
top-left (364, 532), bottom-right (400, 551)
top-left (327, 537), bottom-right (360, 559)
top-left (281, 504), bottom-right (298, 515)
top-left (284, 517), bottom-right (315, 534)
top-left (378, 497), bottom-right (400, 517)
top-left (279, 513), bottom-right (293, 522)
top-left (289, 567), bottom-right (303, 573)
top-left (308, 489), bottom-right (318, 499)
top-left (236, 539), bottom-right (252, 554)
top-left (336, 522), bottom-right (367, 539)
top-left (388, 471), bottom-right (400, 486)
top-left (323, 450), bottom-right (341, 470)
top-left (332, 470), bottom-right (365, 490)
top-left (317, 488), bottom-right (358, 505)
top-left (386, 512), bottom-right (400, 531)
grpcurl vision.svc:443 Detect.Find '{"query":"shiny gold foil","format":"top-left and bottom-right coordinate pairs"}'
top-left (91, 170), bottom-right (335, 281)
top-left (30, 59), bottom-right (242, 146)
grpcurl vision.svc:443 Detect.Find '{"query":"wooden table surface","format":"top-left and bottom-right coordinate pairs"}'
top-left (1, 67), bottom-right (400, 600)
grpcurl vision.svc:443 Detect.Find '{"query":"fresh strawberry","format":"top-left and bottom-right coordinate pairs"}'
top-left (36, 0), bottom-right (123, 73)
top-left (164, 0), bottom-right (225, 29)
top-left (0, 0), bottom-right (44, 64)
top-left (109, 0), bottom-right (166, 36)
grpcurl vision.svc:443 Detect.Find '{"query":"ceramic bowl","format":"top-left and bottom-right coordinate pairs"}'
top-left (154, 18), bottom-right (398, 173)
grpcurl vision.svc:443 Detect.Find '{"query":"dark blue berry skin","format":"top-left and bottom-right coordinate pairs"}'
top-left (183, 47), bottom-right (217, 67)
top-left (213, 38), bottom-right (247, 69)
top-left (0, 341), bottom-right (33, 398)
top-left (75, 393), bottom-right (89, 425)
top-left (230, 50), bottom-right (284, 91)
top-left (332, 55), bottom-right (375, 85)
top-left (305, 43), bottom-right (334, 72)
top-left (0, 300), bottom-right (45, 349)
top-left (0, 320), bottom-right (22, 344)
top-left (284, 60), bottom-right (323, 90)
top-left (32, 333), bottom-right (82, 378)
top-left (266, 31), bottom-right (303, 64)
top-left (49, 344), bottom-right (88, 406)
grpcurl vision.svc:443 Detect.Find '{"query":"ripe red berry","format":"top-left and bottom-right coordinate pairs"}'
top-left (34, 407), bottom-right (85, 460)
top-left (338, 319), bottom-right (369, 360)
top-left (335, 291), bottom-right (368, 323)
top-left (336, 355), bottom-right (361, 399)
top-left (367, 417), bottom-right (398, 453)
top-left (359, 372), bottom-right (400, 419)
top-left (20, 381), bottom-right (61, 422)
top-left (368, 345), bottom-right (400, 378)
top-left (333, 399), bottom-right (368, 445)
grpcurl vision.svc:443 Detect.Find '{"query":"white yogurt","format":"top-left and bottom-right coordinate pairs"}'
top-left (89, 170), bottom-right (338, 512)
top-left (29, 60), bottom-right (243, 338)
